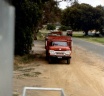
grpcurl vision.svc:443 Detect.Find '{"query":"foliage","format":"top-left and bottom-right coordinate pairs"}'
top-left (59, 25), bottom-right (72, 31)
top-left (42, 0), bottom-right (62, 24)
top-left (47, 24), bottom-right (56, 30)
top-left (12, 0), bottom-right (47, 55)
top-left (61, 3), bottom-right (104, 36)
top-left (95, 6), bottom-right (104, 34)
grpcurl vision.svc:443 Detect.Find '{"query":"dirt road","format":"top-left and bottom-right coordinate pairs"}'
top-left (13, 40), bottom-right (104, 96)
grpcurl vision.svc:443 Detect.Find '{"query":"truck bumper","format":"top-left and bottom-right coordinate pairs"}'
top-left (48, 55), bottom-right (71, 64)
top-left (49, 55), bottom-right (71, 59)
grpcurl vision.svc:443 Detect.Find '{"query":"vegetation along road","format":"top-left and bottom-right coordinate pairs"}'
top-left (73, 38), bottom-right (104, 57)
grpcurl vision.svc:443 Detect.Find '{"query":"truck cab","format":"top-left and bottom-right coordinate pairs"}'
top-left (45, 35), bottom-right (72, 64)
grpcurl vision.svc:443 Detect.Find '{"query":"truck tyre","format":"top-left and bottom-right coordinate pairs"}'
top-left (67, 58), bottom-right (70, 64)
top-left (45, 51), bottom-right (48, 60)
top-left (48, 57), bottom-right (51, 64)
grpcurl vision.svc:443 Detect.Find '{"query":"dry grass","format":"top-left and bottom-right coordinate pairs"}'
top-left (14, 53), bottom-right (43, 70)
top-left (14, 54), bottom-right (35, 70)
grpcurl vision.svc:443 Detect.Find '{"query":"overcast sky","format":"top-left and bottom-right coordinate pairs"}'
top-left (59, 0), bottom-right (104, 9)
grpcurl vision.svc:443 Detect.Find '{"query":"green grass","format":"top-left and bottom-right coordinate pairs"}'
top-left (40, 29), bottom-right (49, 33)
top-left (37, 31), bottom-right (44, 40)
top-left (37, 29), bottom-right (49, 40)
top-left (73, 32), bottom-right (104, 45)
top-left (85, 37), bottom-right (104, 45)
top-left (73, 32), bottom-right (84, 38)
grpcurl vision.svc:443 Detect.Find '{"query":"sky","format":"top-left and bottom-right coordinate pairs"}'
top-left (59, 0), bottom-right (104, 9)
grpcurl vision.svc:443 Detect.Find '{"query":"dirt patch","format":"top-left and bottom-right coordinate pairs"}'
top-left (13, 40), bottom-right (104, 96)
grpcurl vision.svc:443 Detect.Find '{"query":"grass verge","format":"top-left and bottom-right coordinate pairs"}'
top-left (73, 32), bottom-right (104, 45)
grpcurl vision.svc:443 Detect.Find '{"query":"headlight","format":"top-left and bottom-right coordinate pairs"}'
top-left (49, 50), bottom-right (55, 55)
top-left (64, 50), bottom-right (71, 55)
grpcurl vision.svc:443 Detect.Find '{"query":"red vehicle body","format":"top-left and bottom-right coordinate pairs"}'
top-left (50, 31), bottom-right (62, 35)
top-left (45, 35), bottom-right (72, 64)
top-left (46, 31), bottom-right (62, 36)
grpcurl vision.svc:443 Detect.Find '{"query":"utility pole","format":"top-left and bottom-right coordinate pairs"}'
top-left (0, 0), bottom-right (15, 96)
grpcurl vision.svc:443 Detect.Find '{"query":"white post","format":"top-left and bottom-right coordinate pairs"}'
top-left (0, 0), bottom-right (15, 96)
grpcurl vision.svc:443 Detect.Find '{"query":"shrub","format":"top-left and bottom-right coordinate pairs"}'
top-left (59, 25), bottom-right (72, 31)
top-left (47, 24), bottom-right (56, 30)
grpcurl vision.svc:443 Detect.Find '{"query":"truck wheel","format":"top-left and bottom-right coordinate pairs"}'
top-left (67, 58), bottom-right (70, 64)
top-left (48, 57), bottom-right (51, 64)
top-left (45, 51), bottom-right (48, 60)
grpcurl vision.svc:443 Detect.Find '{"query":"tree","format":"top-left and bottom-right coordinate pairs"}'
top-left (42, 0), bottom-right (62, 24)
top-left (47, 24), bottom-right (56, 30)
top-left (61, 3), bottom-right (104, 35)
top-left (12, 0), bottom-right (46, 55)
top-left (94, 6), bottom-right (104, 32)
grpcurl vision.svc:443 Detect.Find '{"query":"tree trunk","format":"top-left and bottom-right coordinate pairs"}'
top-left (84, 30), bottom-right (88, 36)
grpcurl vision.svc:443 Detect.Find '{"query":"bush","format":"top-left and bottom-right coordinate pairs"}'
top-left (59, 25), bottom-right (72, 31)
top-left (13, 0), bottom-right (42, 55)
top-left (47, 24), bottom-right (56, 30)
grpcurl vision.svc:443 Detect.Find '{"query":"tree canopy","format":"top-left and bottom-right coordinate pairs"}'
top-left (61, 3), bottom-right (104, 35)
top-left (12, 0), bottom-right (42, 55)
top-left (42, 0), bottom-right (62, 24)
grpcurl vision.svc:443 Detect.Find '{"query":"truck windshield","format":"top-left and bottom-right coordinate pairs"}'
top-left (52, 41), bottom-right (67, 46)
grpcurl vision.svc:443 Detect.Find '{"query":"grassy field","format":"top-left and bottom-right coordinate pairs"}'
top-left (73, 32), bottom-right (104, 45)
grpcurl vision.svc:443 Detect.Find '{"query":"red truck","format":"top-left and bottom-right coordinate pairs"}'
top-left (45, 35), bottom-right (72, 64)
top-left (50, 30), bottom-right (62, 35)
top-left (46, 30), bottom-right (62, 37)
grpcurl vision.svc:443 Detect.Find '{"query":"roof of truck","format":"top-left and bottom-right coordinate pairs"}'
top-left (47, 31), bottom-right (62, 36)
top-left (46, 35), bottom-right (72, 41)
